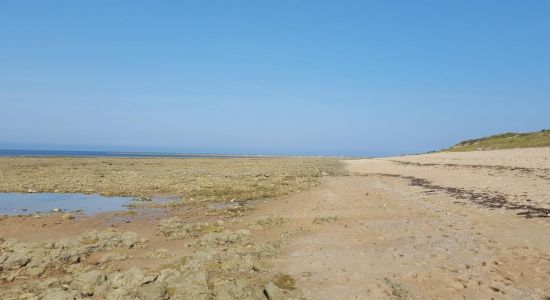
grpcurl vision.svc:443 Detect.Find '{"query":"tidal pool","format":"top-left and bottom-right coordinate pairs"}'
top-left (0, 192), bottom-right (133, 215)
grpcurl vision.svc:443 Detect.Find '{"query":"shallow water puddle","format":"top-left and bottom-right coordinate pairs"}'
top-left (0, 192), bottom-right (132, 215)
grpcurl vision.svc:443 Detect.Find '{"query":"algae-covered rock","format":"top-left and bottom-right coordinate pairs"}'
top-left (143, 248), bottom-right (173, 260)
top-left (210, 277), bottom-right (265, 299)
top-left (0, 250), bottom-right (30, 270)
top-left (165, 271), bottom-right (210, 300)
top-left (312, 215), bottom-right (339, 225)
top-left (40, 288), bottom-right (76, 300)
top-left (71, 269), bottom-right (107, 296)
top-left (264, 274), bottom-right (303, 300)
top-left (0, 229), bottom-right (145, 280)
top-left (98, 252), bottom-right (129, 264)
top-left (106, 288), bottom-right (132, 300)
top-left (250, 215), bottom-right (288, 230)
top-left (157, 217), bottom-right (225, 240)
top-left (109, 267), bottom-right (157, 288)
top-left (0, 226), bottom-right (302, 300)
top-left (272, 273), bottom-right (296, 290)
top-left (195, 229), bottom-right (251, 248)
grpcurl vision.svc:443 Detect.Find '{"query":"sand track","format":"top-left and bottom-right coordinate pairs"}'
top-left (259, 148), bottom-right (550, 299)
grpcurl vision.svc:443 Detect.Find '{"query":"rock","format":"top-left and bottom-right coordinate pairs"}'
top-left (16, 292), bottom-right (38, 300)
top-left (157, 268), bottom-right (180, 283)
top-left (157, 217), bottom-right (225, 240)
top-left (0, 229), bottom-right (145, 279)
top-left (218, 252), bottom-right (254, 273)
top-left (106, 288), bottom-right (132, 300)
top-left (26, 266), bottom-right (46, 276)
top-left (72, 270), bottom-right (107, 296)
top-left (3, 273), bottom-right (16, 282)
top-left (136, 281), bottom-right (166, 299)
top-left (61, 213), bottom-right (75, 220)
top-left (113, 210), bottom-right (138, 217)
top-left (39, 288), bottom-right (75, 300)
top-left (272, 274), bottom-right (296, 290)
top-left (90, 283), bottom-right (110, 297)
top-left (312, 215), bottom-right (339, 225)
top-left (195, 229), bottom-right (251, 248)
top-left (264, 278), bottom-right (302, 300)
top-left (252, 259), bottom-right (273, 272)
top-left (210, 277), bottom-right (265, 299)
top-left (143, 248), bottom-right (172, 260)
top-left (97, 252), bottom-right (129, 264)
top-left (109, 273), bottom-right (128, 289)
top-left (0, 225), bottom-right (305, 299)
top-left (125, 267), bottom-right (149, 286)
top-left (0, 251), bottom-right (30, 270)
top-left (264, 281), bottom-right (289, 300)
top-left (27, 189), bottom-right (37, 193)
top-left (110, 267), bottom-right (158, 289)
top-left (250, 215), bottom-right (287, 230)
top-left (52, 208), bottom-right (62, 213)
top-left (142, 273), bottom-right (159, 285)
top-left (165, 271), bottom-right (210, 299)
top-left (254, 240), bottom-right (283, 258)
top-left (29, 278), bottom-right (62, 293)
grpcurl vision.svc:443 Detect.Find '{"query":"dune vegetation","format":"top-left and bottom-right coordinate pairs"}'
top-left (445, 129), bottom-right (550, 152)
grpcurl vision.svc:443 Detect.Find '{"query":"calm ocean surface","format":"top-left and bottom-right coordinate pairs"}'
top-left (0, 149), bottom-right (255, 158)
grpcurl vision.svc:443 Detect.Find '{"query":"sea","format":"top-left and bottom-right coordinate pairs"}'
top-left (0, 149), bottom-right (255, 158)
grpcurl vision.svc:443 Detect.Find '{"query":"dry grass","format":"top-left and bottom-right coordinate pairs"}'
top-left (0, 157), bottom-right (344, 201)
top-left (445, 129), bottom-right (550, 152)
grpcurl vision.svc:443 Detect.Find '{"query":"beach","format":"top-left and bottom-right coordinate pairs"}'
top-left (1, 149), bottom-right (550, 299)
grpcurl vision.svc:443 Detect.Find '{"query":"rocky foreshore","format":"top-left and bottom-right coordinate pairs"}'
top-left (1, 212), bottom-right (303, 299)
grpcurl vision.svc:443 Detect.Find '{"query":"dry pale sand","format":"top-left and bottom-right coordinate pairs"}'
top-left (258, 148), bottom-right (550, 299)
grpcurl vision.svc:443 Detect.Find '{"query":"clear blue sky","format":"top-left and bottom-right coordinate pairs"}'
top-left (1, 1), bottom-right (549, 156)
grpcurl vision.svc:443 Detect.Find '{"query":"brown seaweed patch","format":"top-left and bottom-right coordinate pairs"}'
top-left (370, 173), bottom-right (550, 219)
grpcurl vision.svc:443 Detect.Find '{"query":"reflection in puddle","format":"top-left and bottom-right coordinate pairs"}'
top-left (0, 193), bottom-right (133, 215)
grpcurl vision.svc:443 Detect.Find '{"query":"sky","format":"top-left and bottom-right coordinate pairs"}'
top-left (0, 1), bottom-right (549, 156)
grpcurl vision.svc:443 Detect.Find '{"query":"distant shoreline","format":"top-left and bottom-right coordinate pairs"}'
top-left (0, 149), bottom-right (363, 159)
top-left (0, 149), bottom-right (268, 159)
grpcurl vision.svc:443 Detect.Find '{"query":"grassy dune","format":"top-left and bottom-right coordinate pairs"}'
top-left (445, 129), bottom-right (550, 152)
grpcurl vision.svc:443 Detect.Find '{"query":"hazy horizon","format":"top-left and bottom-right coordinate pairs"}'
top-left (1, 127), bottom-right (549, 157)
top-left (1, 1), bottom-right (549, 156)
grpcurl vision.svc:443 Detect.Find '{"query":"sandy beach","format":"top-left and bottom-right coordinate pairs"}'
top-left (3, 1), bottom-right (548, 298)
top-left (1, 149), bottom-right (550, 299)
